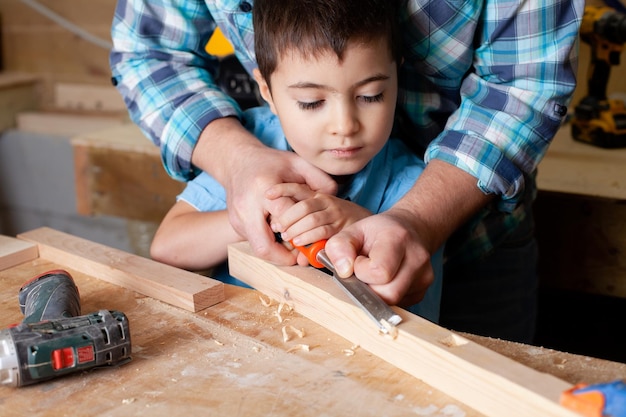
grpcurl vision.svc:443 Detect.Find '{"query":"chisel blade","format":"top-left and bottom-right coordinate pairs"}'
top-left (316, 250), bottom-right (402, 334)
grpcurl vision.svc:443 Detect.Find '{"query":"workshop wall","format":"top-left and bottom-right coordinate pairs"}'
top-left (0, 0), bottom-right (115, 107)
top-left (0, 0), bottom-right (154, 256)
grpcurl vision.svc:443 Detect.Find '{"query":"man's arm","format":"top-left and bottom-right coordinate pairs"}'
top-left (327, 0), bottom-right (584, 304)
top-left (110, 0), bottom-right (243, 181)
top-left (111, 0), bottom-right (336, 261)
top-left (327, 159), bottom-right (491, 305)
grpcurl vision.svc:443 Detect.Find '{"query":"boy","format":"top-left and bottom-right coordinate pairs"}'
top-left (150, 0), bottom-right (442, 322)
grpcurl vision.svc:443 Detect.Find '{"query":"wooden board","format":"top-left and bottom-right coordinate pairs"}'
top-left (72, 124), bottom-right (185, 223)
top-left (16, 111), bottom-right (127, 137)
top-left (228, 242), bottom-right (579, 417)
top-left (0, 235), bottom-right (38, 271)
top-left (54, 83), bottom-right (127, 112)
top-left (17, 227), bottom-right (223, 313)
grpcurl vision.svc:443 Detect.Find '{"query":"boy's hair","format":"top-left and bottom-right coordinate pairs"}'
top-left (253, 0), bottom-right (402, 83)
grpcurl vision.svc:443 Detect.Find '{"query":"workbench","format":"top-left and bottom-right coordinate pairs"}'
top-left (1, 228), bottom-right (624, 416)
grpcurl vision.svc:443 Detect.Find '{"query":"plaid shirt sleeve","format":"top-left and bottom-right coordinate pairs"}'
top-left (110, 0), bottom-right (256, 181)
top-left (400, 0), bottom-right (583, 212)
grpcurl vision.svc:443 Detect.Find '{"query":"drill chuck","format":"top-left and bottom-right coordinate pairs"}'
top-left (595, 8), bottom-right (626, 44)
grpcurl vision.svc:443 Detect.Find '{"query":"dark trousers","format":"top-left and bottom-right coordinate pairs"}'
top-left (439, 210), bottom-right (539, 344)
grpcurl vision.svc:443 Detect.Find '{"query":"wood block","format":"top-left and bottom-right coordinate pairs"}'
top-left (0, 235), bottom-right (38, 271)
top-left (72, 124), bottom-right (185, 222)
top-left (55, 83), bottom-right (127, 112)
top-left (228, 241), bottom-right (579, 417)
top-left (18, 227), bottom-right (224, 312)
top-left (16, 111), bottom-right (127, 137)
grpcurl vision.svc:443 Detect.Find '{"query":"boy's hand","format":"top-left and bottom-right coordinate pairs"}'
top-left (194, 118), bottom-right (337, 265)
top-left (266, 183), bottom-right (372, 266)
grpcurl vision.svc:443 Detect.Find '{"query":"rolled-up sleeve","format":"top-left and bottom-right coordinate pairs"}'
top-left (424, 0), bottom-right (583, 211)
top-left (110, 0), bottom-right (242, 181)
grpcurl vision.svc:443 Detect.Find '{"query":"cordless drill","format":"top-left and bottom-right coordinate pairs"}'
top-left (0, 270), bottom-right (132, 387)
top-left (571, 6), bottom-right (626, 148)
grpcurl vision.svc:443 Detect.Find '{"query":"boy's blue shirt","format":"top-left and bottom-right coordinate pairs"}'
top-left (178, 107), bottom-right (442, 322)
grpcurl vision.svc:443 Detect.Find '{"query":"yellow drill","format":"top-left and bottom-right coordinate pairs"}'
top-left (572, 6), bottom-right (626, 148)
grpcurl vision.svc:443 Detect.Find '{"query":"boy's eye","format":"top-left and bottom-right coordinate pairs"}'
top-left (297, 101), bottom-right (323, 110)
top-left (360, 93), bottom-right (384, 103)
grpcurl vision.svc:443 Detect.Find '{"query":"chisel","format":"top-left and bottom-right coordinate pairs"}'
top-left (289, 239), bottom-right (402, 335)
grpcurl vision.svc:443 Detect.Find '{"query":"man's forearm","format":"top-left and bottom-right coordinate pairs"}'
top-left (389, 159), bottom-right (493, 253)
top-left (191, 116), bottom-right (265, 185)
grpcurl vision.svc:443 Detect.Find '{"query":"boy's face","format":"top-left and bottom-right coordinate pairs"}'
top-left (255, 39), bottom-right (398, 176)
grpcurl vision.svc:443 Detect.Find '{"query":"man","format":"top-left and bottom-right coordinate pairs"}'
top-left (110, 0), bottom-right (583, 342)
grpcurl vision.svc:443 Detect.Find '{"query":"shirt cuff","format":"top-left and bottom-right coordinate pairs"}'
top-left (425, 131), bottom-right (524, 213)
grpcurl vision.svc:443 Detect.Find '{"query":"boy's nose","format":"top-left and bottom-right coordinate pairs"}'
top-left (330, 103), bottom-right (359, 137)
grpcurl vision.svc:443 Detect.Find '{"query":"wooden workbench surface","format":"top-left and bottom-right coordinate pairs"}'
top-left (0, 233), bottom-right (624, 416)
top-left (537, 124), bottom-right (626, 200)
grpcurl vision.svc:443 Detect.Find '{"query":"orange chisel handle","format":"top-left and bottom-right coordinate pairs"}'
top-left (290, 239), bottom-right (328, 269)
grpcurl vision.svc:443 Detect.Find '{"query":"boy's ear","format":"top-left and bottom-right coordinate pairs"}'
top-left (253, 68), bottom-right (277, 114)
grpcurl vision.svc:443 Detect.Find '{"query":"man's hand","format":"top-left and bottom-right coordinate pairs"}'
top-left (193, 117), bottom-right (337, 264)
top-left (325, 160), bottom-right (493, 305)
top-left (325, 210), bottom-right (434, 305)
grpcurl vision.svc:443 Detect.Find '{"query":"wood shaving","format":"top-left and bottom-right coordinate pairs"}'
top-left (342, 344), bottom-right (360, 356)
top-left (281, 325), bottom-right (306, 343)
top-left (379, 319), bottom-right (399, 340)
top-left (259, 294), bottom-right (273, 307)
top-left (274, 301), bottom-right (294, 323)
top-left (286, 344), bottom-right (310, 353)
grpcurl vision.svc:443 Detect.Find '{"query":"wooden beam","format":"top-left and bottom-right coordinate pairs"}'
top-left (0, 235), bottom-right (38, 272)
top-left (72, 124), bottom-right (185, 223)
top-left (228, 241), bottom-right (579, 417)
top-left (55, 83), bottom-right (127, 112)
top-left (18, 227), bottom-right (224, 312)
top-left (16, 112), bottom-right (126, 137)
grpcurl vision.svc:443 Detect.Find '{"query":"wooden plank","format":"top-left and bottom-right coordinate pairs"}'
top-left (0, 235), bottom-right (38, 271)
top-left (17, 227), bottom-right (224, 312)
top-left (55, 83), bottom-right (127, 112)
top-left (16, 111), bottom-right (127, 137)
top-left (72, 124), bottom-right (185, 222)
top-left (228, 241), bottom-right (579, 417)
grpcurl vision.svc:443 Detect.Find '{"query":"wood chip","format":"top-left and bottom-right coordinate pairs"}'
top-left (286, 344), bottom-right (310, 353)
top-left (380, 319), bottom-right (399, 340)
top-left (281, 325), bottom-right (306, 343)
top-left (342, 344), bottom-right (360, 356)
top-left (259, 294), bottom-right (273, 307)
